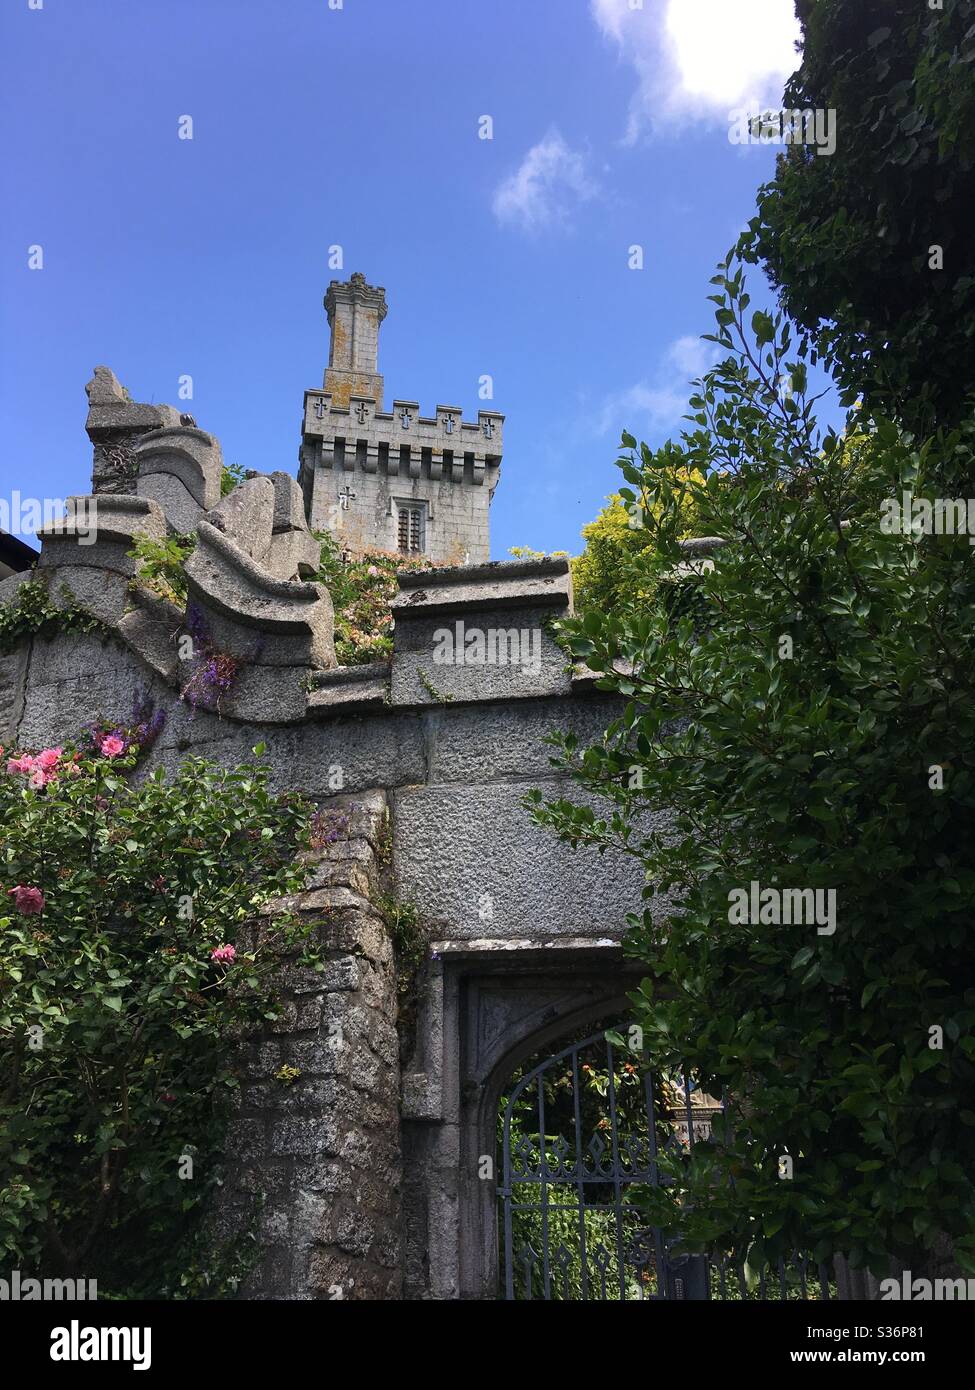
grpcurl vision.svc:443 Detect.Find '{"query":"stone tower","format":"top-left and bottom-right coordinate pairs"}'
top-left (298, 272), bottom-right (503, 565)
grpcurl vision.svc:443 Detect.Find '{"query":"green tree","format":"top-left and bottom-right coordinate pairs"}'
top-left (747, 0), bottom-right (975, 431)
top-left (512, 474), bottom-right (707, 620)
top-left (571, 474), bottom-right (709, 616)
top-left (529, 251), bottom-right (975, 1283)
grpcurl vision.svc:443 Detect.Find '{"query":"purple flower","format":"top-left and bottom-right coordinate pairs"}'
top-left (8, 885), bottom-right (45, 915)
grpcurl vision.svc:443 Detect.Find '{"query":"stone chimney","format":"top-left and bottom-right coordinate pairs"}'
top-left (323, 271), bottom-right (387, 409)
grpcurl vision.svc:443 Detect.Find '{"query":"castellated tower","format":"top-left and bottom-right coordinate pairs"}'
top-left (298, 272), bottom-right (503, 565)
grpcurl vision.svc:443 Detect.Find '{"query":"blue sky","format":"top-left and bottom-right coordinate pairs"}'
top-left (2, 0), bottom-right (830, 558)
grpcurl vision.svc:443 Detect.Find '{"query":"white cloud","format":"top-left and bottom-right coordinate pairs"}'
top-left (595, 335), bottom-right (718, 438)
top-left (492, 129), bottom-right (598, 232)
top-left (666, 334), bottom-right (716, 378)
top-left (590, 0), bottom-right (801, 141)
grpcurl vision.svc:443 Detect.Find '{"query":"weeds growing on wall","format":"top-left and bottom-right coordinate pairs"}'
top-left (129, 533), bottom-right (196, 607)
top-left (179, 603), bottom-right (239, 713)
top-left (220, 462), bottom-right (248, 497)
top-left (377, 894), bottom-right (429, 1065)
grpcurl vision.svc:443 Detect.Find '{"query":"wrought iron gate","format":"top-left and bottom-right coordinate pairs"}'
top-left (497, 1027), bottom-right (833, 1301)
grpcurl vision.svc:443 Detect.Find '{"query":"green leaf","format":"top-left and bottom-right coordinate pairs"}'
top-left (751, 311), bottom-right (774, 346)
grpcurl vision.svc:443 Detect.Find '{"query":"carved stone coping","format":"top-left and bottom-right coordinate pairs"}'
top-left (36, 494), bottom-right (166, 550)
top-left (306, 660), bottom-right (390, 714)
top-left (117, 588), bottom-right (183, 683)
top-left (134, 427), bottom-right (222, 508)
top-left (570, 658), bottom-right (634, 694)
top-left (184, 522), bottom-right (329, 632)
top-left (668, 537), bottom-right (727, 581)
top-left (308, 660), bottom-right (391, 689)
top-left (85, 401), bottom-right (182, 435)
top-left (392, 557), bottom-right (571, 619)
top-left (429, 935), bottom-right (625, 957)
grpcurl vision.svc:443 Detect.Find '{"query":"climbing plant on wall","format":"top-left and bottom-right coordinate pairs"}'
top-left (310, 530), bottom-right (434, 665)
top-left (0, 580), bottom-right (108, 656)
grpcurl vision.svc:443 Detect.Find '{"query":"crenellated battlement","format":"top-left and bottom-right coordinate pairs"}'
top-left (299, 391), bottom-right (503, 491)
top-left (302, 392), bottom-right (504, 454)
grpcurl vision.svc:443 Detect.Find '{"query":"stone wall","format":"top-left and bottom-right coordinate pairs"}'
top-left (215, 792), bottom-right (402, 1301)
top-left (1, 547), bottom-right (654, 1301)
top-left (0, 642), bottom-right (29, 748)
top-left (8, 625), bottom-right (649, 943)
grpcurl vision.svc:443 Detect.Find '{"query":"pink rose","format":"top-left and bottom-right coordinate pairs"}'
top-left (6, 755), bottom-right (35, 776)
top-left (35, 748), bottom-right (62, 771)
top-left (29, 769), bottom-right (53, 790)
top-left (8, 885), bottom-right (45, 915)
top-left (101, 736), bottom-right (125, 758)
top-left (210, 944), bottom-right (236, 964)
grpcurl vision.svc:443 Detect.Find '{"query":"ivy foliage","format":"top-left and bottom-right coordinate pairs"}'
top-left (0, 580), bottom-right (106, 657)
top-left (528, 250), bottom-right (975, 1281)
top-left (0, 740), bottom-right (318, 1297)
top-left (747, 0), bottom-right (975, 431)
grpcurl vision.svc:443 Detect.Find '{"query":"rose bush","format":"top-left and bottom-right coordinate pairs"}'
top-left (0, 729), bottom-right (318, 1297)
